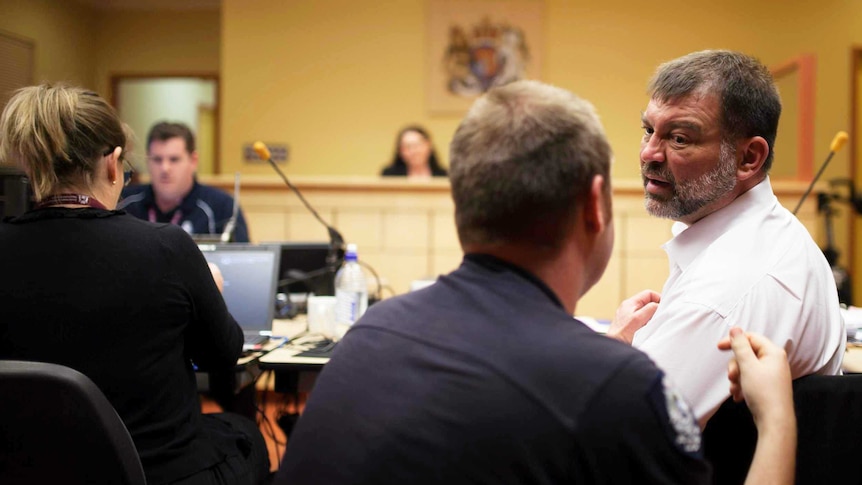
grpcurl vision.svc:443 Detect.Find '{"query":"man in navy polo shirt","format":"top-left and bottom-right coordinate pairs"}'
top-left (120, 121), bottom-right (249, 242)
top-left (276, 80), bottom-right (796, 485)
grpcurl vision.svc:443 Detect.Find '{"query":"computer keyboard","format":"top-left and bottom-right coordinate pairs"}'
top-left (243, 334), bottom-right (269, 351)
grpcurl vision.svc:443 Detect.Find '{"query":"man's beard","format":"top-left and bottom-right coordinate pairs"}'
top-left (642, 141), bottom-right (738, 220)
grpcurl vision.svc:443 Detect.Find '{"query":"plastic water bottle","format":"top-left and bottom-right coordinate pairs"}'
top-left (334, 243), bottom-right (368, 339)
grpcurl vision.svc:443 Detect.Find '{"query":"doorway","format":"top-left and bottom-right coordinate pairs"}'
top-left (110, 75), bottom-right (219, 174)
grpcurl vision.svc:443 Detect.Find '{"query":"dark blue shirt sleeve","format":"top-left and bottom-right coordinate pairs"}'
top-left (571, 358), bottom-right (712, 484)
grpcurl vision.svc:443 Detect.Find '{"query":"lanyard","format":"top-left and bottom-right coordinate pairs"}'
top-left (148, 206), bottom-right (182, 225)
top-left (35, 194), bottom-right (107, 210)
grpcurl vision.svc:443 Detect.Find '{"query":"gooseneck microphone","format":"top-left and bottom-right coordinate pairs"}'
top-left (828, 178), bottom-right (862, 215)
top-left (253, 141), bottom-right (345, 269)
top-left (278, 267), bottom-right (336, 289)
top-left (220, 171), bottom-right (241, 242)
top-left (793, 131), bottom-right (849, 215)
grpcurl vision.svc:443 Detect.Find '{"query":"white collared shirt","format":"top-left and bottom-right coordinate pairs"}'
top-left (633, 177), bottom-right (846, 423)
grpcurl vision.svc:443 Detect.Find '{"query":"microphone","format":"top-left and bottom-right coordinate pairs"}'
top-left (829, 178), bottom-right (862, 215)
top-left (253, 141), bottom-right (345, 268)
top-left (220, 171), bottom-right (241, 243)
top-left (793, 131), bottom-right (849, 215)
top-left (278, 267), bottom-right (335, 289)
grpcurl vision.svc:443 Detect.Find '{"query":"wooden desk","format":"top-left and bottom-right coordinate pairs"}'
top-left (197, 318), bottom-right (309, 412)
top-left (272, 318), bottom-right (309, 341)
top-left (260, 346), bottom-right (330, 370)
top-left (258, 317), bottom-right (332, 395)
top-left (842, 344), bottom-right (862, 373)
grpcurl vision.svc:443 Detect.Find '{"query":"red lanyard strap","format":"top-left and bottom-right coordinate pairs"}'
top-left (35, 194), bottom-right (107, 210)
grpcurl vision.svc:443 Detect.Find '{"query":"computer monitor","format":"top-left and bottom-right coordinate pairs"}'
top-left (270, 241), bottom-right (342, 297)
top-left (0, 167), bottom-right (33, 218)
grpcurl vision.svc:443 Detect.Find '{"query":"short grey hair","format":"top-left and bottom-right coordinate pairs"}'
top-left (450, 80), bottom-right (612, 248)
top-left (648, 50), bottom-right (781, 171)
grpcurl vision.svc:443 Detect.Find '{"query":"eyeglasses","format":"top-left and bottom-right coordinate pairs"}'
top-left (122, 159), bottom-right (135, 187)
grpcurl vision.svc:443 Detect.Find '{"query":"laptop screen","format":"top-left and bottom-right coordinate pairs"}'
top-left (198, 243), bottom-right (281, 335)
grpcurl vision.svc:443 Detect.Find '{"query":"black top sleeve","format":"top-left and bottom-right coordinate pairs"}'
top-left (381, 165), bottom-right (405, 176)
top-left (163, 227), bottom-right (243, 369)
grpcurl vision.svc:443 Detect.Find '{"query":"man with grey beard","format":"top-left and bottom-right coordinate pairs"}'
top-left (275, 78), bottom-right (798, 485)
top-left (607, 50), bottom-right (845, 426)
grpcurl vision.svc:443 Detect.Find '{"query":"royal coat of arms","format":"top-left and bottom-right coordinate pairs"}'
top-left (428, 0), bottom-right (543, 113)
top-left (443, 17), bottom-right (530, 97)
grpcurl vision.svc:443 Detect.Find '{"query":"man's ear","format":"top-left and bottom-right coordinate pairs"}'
top-left (190, 150), bottom-right (200, 171)
top-left (584, 175), bottom-right (607, 234)
top-left (738, 136), bottom-right (769, 180)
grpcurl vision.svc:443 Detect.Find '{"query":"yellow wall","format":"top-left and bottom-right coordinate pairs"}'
top-left (221, 0), bottom-right (859, 184)
top-left (221, 0), bottom-right (458, 176)
top-left (91, 9), bottom-right (221, 96)
top-left (5, 0), bottom-right (859, 185)
top-left (0, 3), bottom-right (220, 98)
top-left (0, 0), bottom-right (97, 89)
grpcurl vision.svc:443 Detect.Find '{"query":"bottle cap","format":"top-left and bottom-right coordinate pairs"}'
top-left (345, 243), bottom-right (358, 261)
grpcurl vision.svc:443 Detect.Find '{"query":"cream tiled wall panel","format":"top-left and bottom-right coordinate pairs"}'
top-left (624, 257), bottom-right (671, 297)
top-left (621, 214), bottom-right (673, 256)
top-left (286, 210), bottom-right (333, 242)
top-left (432, 210), bottom-right (460, 250)
top-left (246, 210), bottom-right (287, 242)
top-left (579, 255), bottom-right (622, 319)
top-left (204, 176), bottom-right (822, 307)
top-left (431, 249), bottom-right (464, 278)
top-left (362, 249), bottom-right (430, 296)
top-left (382, 211), bottom-right (430, 250)
top-left (335, 210), bottom-right (384, 251)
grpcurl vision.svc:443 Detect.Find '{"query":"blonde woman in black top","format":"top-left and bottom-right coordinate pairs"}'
top-left (0, 84), bottom-right (269, 485)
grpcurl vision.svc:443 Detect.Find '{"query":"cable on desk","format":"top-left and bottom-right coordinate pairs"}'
top-left (381, 284), bottom-right (397, 298)
top-left (358, 259), bottom-right (386, 300)
top-left (257, 338), bottom-right (324, 446)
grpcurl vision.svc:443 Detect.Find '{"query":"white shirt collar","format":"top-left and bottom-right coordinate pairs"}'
top-left (663, 177), bottom-right (778, 271)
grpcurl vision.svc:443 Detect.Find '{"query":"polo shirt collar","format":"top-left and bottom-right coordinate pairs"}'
top-left (147, 178), bottom-right (201, 216)
top-left (464, 253), bottom-right (565, 310)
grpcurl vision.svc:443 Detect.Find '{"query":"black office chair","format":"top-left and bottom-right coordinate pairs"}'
top-left (703, 374), bottom-right (862, 485)
top-left (793, 374), bottom-right (862, 483)
top-left (702, 395), bottom-right (756, 485)
top-left (0, 360), bottom-right (147, 485)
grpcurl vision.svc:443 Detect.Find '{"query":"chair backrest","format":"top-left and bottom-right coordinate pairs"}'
top-left (703, 374), bottom-right (862, 485)
top-left (702, 395), bottom-right (756, 485)
top-left (0, 360), bottom-right (147, 485)
top-left (793, 374), bottom-right (862, 483)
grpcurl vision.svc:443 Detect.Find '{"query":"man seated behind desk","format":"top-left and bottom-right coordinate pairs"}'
top-left (276, 80), bottom-right (796, 485)
top-left (608, 50), bottom-right (846, 425)
top-left (119, 121), bottom-right (250, 242)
